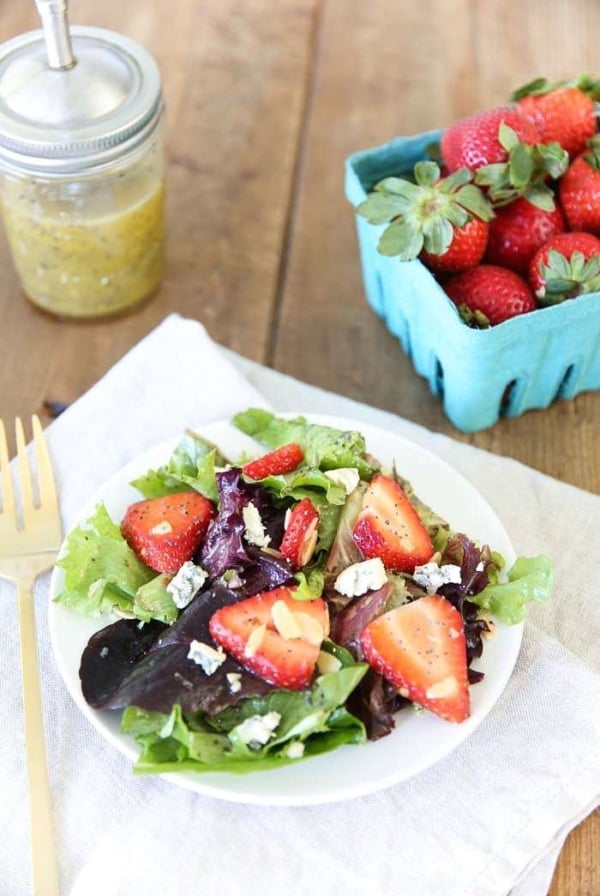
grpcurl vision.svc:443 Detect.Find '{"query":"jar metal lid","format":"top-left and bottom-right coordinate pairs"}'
top-left (0, 25), bottom-right (163, 174)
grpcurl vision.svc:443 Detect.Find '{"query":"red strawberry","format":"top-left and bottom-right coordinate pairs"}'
top-left (515, 85), bottom-right (597, 157)
top-left (528, 231), bottom-right (600, 304)
top-left (421, 216), bottom-right (489, 276)
top-left (484, 196), bottom-right (566, 275)
top-left (279, 498), bottom-right (320, 568)
top-left (559, 139), bottom-right (600, 234)
top-left (356, 161), bottom-right (493, 274)
top-left (352, 473), bottom-right (433, 573)
top-left (360, 594), bottom-right (470, 723)
top-left (209, 586), bottom-right (328, 690)
top-left (121, 492), bottom-right (215, 574)
top-left (441, 106), bottom-right (540, 173)
top-left (242, 443), bottom-right (304, 480)
top-left (444, 265), bottom-right (536, 326)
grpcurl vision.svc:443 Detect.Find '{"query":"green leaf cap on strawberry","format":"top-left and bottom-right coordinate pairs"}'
top-left (536, 249), bottom-right (600, 305)
top-left (582, 134), bottom-right (600, 172)
top-left (356, 161), bottom-right (493, 261)
top-left (510, 74), bottom-right (600, 102)
top-left (474, 123), bottom-right (568, 210)
top-left (455, 304), bottom-right (493, 329)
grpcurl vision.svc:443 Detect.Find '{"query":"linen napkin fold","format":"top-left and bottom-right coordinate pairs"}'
top-left (1, 314), bottom-right (598, 896)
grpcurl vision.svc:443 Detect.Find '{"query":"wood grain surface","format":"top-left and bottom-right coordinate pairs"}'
top-left (0, 1), bottom-right (597, 893)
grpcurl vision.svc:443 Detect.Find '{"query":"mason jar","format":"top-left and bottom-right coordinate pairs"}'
top-left (0, 23), bottom-right (165, 319)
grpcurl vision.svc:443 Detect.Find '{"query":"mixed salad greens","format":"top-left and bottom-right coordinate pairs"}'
top-left (54, 411), bottom-right (553, 775)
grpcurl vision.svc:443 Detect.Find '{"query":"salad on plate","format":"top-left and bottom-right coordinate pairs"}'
top-left (53, 410), bottom-right (553, 777)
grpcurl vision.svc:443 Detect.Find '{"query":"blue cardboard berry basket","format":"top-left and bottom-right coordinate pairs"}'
top-left (345, 130), bottom-right (600, 432)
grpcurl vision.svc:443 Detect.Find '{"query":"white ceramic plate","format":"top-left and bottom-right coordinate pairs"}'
top-left (48, 414), bottom-right (523, 806)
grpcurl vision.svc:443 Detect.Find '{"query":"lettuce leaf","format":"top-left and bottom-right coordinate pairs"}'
top-left (130, 432), bottom-right (225, 503)
top-left (123, 661), bottom-right (368, 775)
top-left (468, 554), bottom-right (554, 624)
top-left (54, 503), bottom-right (155, 616)
top-left (232, 409), bottom-right (378, 481)
top-left (133, 574), bottom-right (178, 624)
top-left (54, 502), bottom-right (180, 623)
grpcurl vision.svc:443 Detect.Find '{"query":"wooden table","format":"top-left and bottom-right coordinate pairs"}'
top-left (0, 1), bottom-right (597, 892)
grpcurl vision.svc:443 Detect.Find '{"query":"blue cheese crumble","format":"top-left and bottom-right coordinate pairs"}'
top-left (242, 501), bottom-right (271, 548)
top-left (187, 640), bottom-right (226, 675)
top-left (283, 741), bottom-right (305, 759)
top-left (324, 467), bottom-right (360, 495)
top-left (231, 711), bottom-right (281, 747)
top-left (226, 672), bottom-right (242, 693)
top-left (334, 557), bottom-right (388, 597)
top-left (167, 561), bottom-right (208, 609)
top-left (412, 562), bottom-right (462, 593)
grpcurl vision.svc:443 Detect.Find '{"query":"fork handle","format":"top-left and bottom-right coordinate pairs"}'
top-left (17, 575), bottom-right (61, 896)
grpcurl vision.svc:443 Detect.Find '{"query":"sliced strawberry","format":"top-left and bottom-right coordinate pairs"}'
top-left (279, 498), bottom-right (320, 568)
top-left (121, 492), bottom-right (215, 575)
top-left (352, 474), bottom-right (433, 572)
top-left (209, 586), bottom-right (328, 690)
top-left (242, 443), bottom-right (304, 480)
top-left (360, 595), bottom-right (470, 723)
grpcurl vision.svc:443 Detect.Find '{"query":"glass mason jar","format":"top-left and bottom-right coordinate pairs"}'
top-left (0, 21), bottom-right (166, 319)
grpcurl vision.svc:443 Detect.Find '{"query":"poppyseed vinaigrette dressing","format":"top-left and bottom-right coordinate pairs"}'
top-left (0, 160), bottom-right (165, 318)
top-left (0, 6), bottom-right (166, 319)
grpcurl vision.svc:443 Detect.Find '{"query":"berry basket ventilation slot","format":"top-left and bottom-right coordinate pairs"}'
top-left (344, 130), bottom-right (600, 432)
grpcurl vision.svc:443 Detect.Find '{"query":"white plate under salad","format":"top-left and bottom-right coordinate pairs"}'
top-left (48, 413), bottom-right (523, 806)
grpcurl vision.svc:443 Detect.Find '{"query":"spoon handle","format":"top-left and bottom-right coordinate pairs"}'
top-left (34, 0), bottom-right (75, 70)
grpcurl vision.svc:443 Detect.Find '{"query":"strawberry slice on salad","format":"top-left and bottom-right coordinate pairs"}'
top-left (352, 473), bottom-right (433, 572)
top-left (360, 595), bottom-right (470, 723)
top-left (209, 586), bottom-right (328, 690)
top-left (279, 497), bottom-right (320, 568)
top-left (242, 442), bottom-right (304, 480)
top-left (121, 491), bottom-right (215, 575)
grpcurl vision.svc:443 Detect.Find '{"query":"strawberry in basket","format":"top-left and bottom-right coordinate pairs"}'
top-left (512, 75), bottom-right (600, 158)
top-left (356, 160), bottom-right (493, 275)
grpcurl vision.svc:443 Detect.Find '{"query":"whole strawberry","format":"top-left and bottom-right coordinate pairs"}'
top-left (484, 196), bottom-right (566, 275)
top-left (356, 161), bottom-right (493, 273)
top-left (444, 265), bottom-right (536, 326)
top-left (513, 76), bottom-right (599, 157)
top-left (421, 216), bottom-right (488, 276)
top-left (528, 231), bottom-right (600, 304)
top-left (559, 137), bottom-right (600, 233)
top-left (442, 109), bottom-right (567, 210)
top-left (441, 106), bottom-right (540, 173)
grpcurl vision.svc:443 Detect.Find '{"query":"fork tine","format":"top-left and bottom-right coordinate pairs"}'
top-left (32, 415), bottom-right (59, 515)
top-left (0, 418), bottom-right (17, 522)
top-left (15, 416), bottom-right (35, 524)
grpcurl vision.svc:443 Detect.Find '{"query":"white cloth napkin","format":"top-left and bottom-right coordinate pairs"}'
top-left (1, 314), bottom-right (598, 896)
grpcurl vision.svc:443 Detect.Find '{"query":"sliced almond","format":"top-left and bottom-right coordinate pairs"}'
top-left (298, 521), bottom-right (319, 566)
top-left (150, 520), bottom-right (173, 535)
top-left (294, 611), bottom-right (325, 647)
top-left (425, 676), bottom-right (458, 700)
top-left (482, 618), bottom-right (496, 640)
top-left (271, 599), bottom-right (303, 640)
top-left (316, 651), bottom-right (342, 675)
top-left (244, 623), bottom-right (267, 658)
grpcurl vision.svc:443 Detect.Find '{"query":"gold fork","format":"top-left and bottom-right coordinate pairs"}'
top-left (0, 415), bottom-right (62, 896)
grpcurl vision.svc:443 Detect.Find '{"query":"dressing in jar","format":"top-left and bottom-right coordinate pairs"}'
top-left (0, 4), bottom-right (166, 318)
